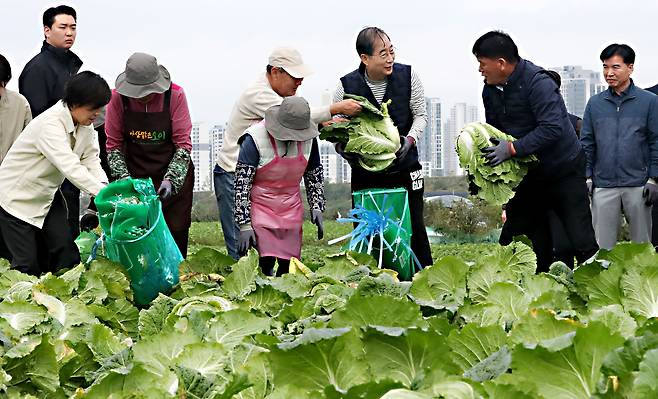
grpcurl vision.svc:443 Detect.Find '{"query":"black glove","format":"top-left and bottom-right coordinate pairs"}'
top-left (157, 179), bottom-right (173, 201)
top-left (238, 228), bottom-right (257, 256)
top-left (396, 136), bottom-right (415, 160)
top-left (483, 138), bottom-right (513, 166)
top-left (311, 209), bottom-right (324, 240)
top-left (80, 212), bottom-right (99, 232)
top-left (586, 179), bottom-right (594, 196)
top-left (335, 142), bottom-right (358, 164)
top-left (642, 180), bottom-right (658, 205)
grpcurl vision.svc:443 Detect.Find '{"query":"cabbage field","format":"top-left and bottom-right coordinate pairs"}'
top-left (1, 227), bottom-right (658, 398)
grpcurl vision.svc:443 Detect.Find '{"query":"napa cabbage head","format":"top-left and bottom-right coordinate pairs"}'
top-left (320, 95), bottom-right (401, 172)
top-left (456, 122), bottom-right (537, 205)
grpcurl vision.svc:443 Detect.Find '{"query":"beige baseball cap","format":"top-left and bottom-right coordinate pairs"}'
top-left (268, 47), bottom-right (313, 79)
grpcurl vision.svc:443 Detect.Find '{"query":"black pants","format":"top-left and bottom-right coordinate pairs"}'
top-left (260, 257), bottom-right (290, 276)
top-left (0, 191), bottom-right (80, 275)
top-left (651, 204), bottom-right (658, 247)
top-left (171, 229), bottom-right (189, 259)
top-left (351, 166), bottom-right (433, 268)
top-left (548, 210), bottom-right (575, 268)
top-left (0, 228), bottom-right (11, 262)
top-left (500, 150), bottom-right (598, 272)
top-left (61, 179), bottom-right (81, 239)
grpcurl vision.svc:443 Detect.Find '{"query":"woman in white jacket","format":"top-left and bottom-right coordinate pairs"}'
top-left (0, 71), bottom-right (110, 275)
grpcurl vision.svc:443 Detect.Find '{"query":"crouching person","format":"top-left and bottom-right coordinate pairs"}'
top-left (235, 97), bottom-right (325, 276)
top-left (0, 71), bottom-right (110, 275)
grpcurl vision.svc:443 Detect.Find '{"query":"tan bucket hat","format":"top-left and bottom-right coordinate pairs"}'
top-left (115, 52), bottom-right (171, 98)
top-left (265, 97), bottom-right (319, 141)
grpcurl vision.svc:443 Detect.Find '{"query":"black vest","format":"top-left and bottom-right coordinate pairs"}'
top-left (341, 63), bottom-right (419, 174)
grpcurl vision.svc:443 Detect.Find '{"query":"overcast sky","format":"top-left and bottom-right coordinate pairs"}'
top-left (3, 0), bottom-right (657, 123)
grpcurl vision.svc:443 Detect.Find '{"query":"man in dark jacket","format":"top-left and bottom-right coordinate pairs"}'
top-left (19, 5), bottom-right (83, 241)
top-left (19, 5), bottom-right (82, 117)
top-left (581, 44), bottom-right (658, 250)
top-left (473, 31), bottom-right (598, 271)
top-left (648, 83), bottom-right (658, 248)
top-left (333, 26), bottom-right (433, 271)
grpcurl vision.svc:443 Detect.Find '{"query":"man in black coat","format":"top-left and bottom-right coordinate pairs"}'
top-left (473, 31), bottom-right (598, 271)
top-left (647, 83), bottom-right (658, 247)
top-left (19, 5), bottom-right (82, 117)
top-left (19, 5), bottom-right (83, 242)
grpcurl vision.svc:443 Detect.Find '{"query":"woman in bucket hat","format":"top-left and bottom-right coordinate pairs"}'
top-left (234, 96), bottom-right (325, 276)
top-left (105, 52), bottom-right (194, 257)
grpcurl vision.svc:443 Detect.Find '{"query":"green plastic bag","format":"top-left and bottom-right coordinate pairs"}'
top-left (352, 188), bottom-right (414, 281)
top-left (95, 178), bottom-right (181, 306)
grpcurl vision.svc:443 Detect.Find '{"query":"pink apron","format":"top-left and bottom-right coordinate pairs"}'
top-left (251, 134), bottom-right (308, 259)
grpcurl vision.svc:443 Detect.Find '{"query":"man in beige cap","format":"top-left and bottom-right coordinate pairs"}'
top-left (234, 97), bottom-right (325, 275)
top-left (214, 47), bottom-right (361, 259)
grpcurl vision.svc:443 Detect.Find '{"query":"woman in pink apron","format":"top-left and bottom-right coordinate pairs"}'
top-left (234, 97), bottom-right (325, 276)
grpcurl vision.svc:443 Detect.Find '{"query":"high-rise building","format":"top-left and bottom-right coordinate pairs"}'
top-left (422, 97), bottom-right (442, 176)
top-left (318, 140), bottom-right (351, 184)
top-left (319, 90), bottom-right (351, 184)
top-left (191, 122), bottom-right (213, 191)
top-left (443, 103), bottom-right (479, 176)
top-left (208, 123), bottom-right (226, 190)
top-left (318, 141), bottom-right (337, 184)
top-left (549, 66), bottom-right (606, 118)
top-left (210, 124), bottom-right (225, 169)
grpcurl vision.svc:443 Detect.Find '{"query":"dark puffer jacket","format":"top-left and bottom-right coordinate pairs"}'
top-left (483, 59), bottom-right (581, 174)
top-left (19, 41), bottom-right (82, 117)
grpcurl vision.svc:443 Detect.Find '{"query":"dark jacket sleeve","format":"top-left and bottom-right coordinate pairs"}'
top-left (19, 64), bottom-right (51, 117)
top-left (512, 75), bottom-right (565, 157)
top-left (580, 101), bottom-right (596, 178)
top-left (234, 134), bottom-right (259, 227)
top-left (305, 139), bottom-right (321, 171)
top-left (303, 139), bottom-right (325, 211)
top-left (648, 96), bottom-right (658, 178)
top-left (236, 134), bottom-right (260, 166)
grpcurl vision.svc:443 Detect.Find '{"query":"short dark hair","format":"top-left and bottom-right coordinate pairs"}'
top-left (600, 44), bottom-right (635, 64)
top-left (63, 71), bottom-right (111, 109)
top-left (43, 5), bottom-right (76, 28)
top-left (472, 31), bottom-right (520, 63)
top-left (356, 27), bottom-right (390, 56)
top-left (0, 54), bottom-right (11, 84)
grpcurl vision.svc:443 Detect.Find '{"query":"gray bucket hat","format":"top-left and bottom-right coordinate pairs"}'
top-left (115, 52), bottom-right (171, 98)
top-left (265, 97), bottom-right (319, 141)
